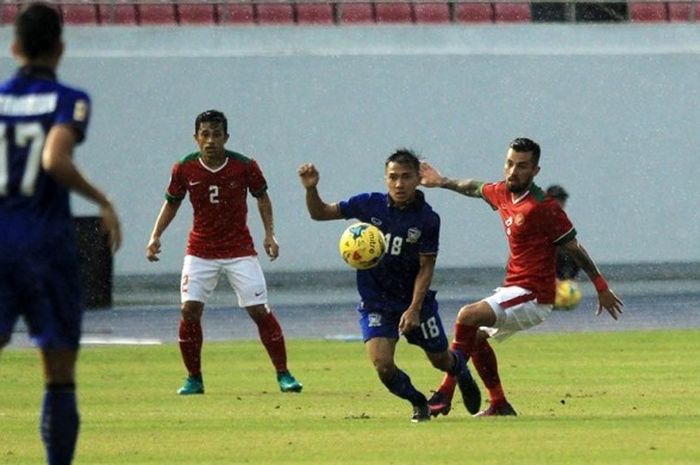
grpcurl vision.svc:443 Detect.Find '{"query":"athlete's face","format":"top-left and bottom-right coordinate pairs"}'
top-left (385, 161), bottom-right (420, 207)
top-left (194, 122), bottom-right (229, 159)
top-left (504, 149), bottom-right (540, 195)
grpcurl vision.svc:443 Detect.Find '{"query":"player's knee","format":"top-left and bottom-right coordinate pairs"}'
top-left (246, 304), bottom-right (269, 322)
top-left (181, 303), bottom-right (203, 321)
top-left (456, 303), bottom-right (478, 324)
top-left (372, 357), bottom-right (395, 378)
top-left (429, 352), bottom-right (452, 371)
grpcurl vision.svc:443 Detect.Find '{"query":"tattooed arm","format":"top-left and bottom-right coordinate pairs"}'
top-left (419, 161), bottom-right (483, 198)
top-left (560, 238), bottom-right (624, 320)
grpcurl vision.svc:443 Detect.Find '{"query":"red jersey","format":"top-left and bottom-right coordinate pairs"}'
top-left (480, 181), bottom-right (576, 304)
top-left (165, 150), bottom-right (267, 259)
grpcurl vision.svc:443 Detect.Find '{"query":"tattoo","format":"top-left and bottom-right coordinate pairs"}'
top-left (567, 243), bottom-right (601, 279)
top-left (442, 177), bottom-right (482, 197)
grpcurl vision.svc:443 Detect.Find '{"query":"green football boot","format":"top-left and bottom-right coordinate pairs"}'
top-left (277, 371), bottom-right (303, 393)
top-left (177, 376), bottom-right (204, 395)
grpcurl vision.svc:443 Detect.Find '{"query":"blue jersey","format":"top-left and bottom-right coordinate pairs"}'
top-left (339, 191), bottom-right (440, 312)
top-left (0, 66), bottom-right (90, 349)
top-left (0, 66), bottom-right (90, 251)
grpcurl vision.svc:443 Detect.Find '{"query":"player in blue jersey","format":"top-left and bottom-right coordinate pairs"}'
top-left (0, 4), bottom-right (121, 464)
top-left (298, 149), bottom-right (480, 422)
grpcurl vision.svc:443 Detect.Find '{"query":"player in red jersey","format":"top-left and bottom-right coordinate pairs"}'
top-left (146, 110), bottom-right (302, 395)
top-left (419, 137), bottom-right (623, 417)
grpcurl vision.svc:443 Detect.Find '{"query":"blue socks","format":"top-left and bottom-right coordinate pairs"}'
top-left (447, 349), bottom-right (468, 377)
top-left (382, 369), bottom-right (427, 406)
top-left (41, 383), bottom-right (79, 465)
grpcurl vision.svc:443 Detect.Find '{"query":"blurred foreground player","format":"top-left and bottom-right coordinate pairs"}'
top-left (146, 110), bottom-right (302, 395)
top-left (0, 4), bottom-right (122, 464)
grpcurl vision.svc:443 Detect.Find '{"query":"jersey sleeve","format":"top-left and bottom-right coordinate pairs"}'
top-left (419, 212), bottom-right (440, 255)
top-left (544, 201), bottom-right (577, 245)
top-left (55, 88), bottom-right (90, 144)
top-left (165, 163), bottom-right (187, 202)
top-left (338, 193), bottom-right (372, 220)
top-left (247, 160), bottom-right (268, 198)
top-left (479, 182), bottom-right (499, 210)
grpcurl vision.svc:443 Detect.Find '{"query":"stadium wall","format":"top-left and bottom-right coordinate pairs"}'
top-left (1, 25), bottom-right (698, 275)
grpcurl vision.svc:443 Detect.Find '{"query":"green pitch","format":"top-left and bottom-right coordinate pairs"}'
top-left (1, 330), bottom-right (699, 464)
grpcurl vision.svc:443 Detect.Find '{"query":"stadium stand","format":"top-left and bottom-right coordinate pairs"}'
top-left (0, 1), bottom-right (696, 26)
top-left (97, 3), bottom-right (138, 24)
top-left (629, 1), bottom-right (668, 21)
top-left (296, 3), bottom-right (335, 23)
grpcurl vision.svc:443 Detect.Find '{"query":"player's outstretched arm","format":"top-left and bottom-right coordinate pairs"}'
top-left (256, 193), bottom-right (279, 261)
top-left (146, 200), bottom-right (181, 262)
top-left (560, 239), bottom-right (624, 319)
top-left (42, 124), bottom-right (122, 253)
top-left (420, 161), bottom-right (483, 198)
top-left (297, 163), bottom-right (343, 221)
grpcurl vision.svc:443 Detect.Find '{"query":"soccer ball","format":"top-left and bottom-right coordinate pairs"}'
top-left (554, 279), bottom-right (583, 310)
top-left (338, 222), bottom-right (387, 270)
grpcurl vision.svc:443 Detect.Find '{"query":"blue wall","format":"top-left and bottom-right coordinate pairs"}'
top-left (1, 25), bottom-right (699, 274)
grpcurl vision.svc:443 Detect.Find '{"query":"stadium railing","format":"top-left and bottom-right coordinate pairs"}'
top-left (0, 1), bottom-right (696, 27)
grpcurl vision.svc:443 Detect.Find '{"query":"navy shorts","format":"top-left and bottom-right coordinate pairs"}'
top-left (0, 240), bottom-right (83, 349)
top-left (357, 293), bottom-right (448, 353)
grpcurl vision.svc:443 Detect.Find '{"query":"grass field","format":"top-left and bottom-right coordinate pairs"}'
top-left (2, 329), bottom-right (699, 464)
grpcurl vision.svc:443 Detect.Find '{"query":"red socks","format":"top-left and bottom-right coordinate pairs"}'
top-left (436, 324), bottom-right (477, 396)
top-left (438, 323), bottom-right (507, 406)
top-left (471, 340), bottom-right (506, 406)
top-left (178, 319), bottom-right (203, 377)
top-left (256, 312), bottom-right (288, 372)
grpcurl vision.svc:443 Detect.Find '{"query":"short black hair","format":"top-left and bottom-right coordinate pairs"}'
top-left (195, 110), bottom-right (228, 134)
top-left (15, 3), bottom-right (62, 60)
top-left (509, 137), bottom-right (541, 166)
top-left (385, 148), bottom-right (420, 174)
top-left (546, 184), bottom-right (569, 201)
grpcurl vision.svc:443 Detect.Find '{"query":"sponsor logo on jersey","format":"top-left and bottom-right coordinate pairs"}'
top-left (406, 227), bottom-right (421, 244)
top-left (370, 217), bottom-right (383, 226)
top-left (189, 181), bottom-right (201, 186)
top-left (0, 93), bottom-right (57, 116)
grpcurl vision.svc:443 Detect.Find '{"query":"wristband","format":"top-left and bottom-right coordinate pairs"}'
top-left (592, 275), bottom-right (609, 293)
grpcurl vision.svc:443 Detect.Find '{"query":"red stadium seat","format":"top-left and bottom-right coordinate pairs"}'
top-left (218, 3), bottom-right (255, 24)
top-left (629, 2), bottom-right (668, 21)
top-left (61, 4), bottom-right (99, 24)
top-left (339, 3), bottom-right (375, 23)
top-left (375, 2), bottom-right (414, 22)
top-left (178, 3), bottom-right (217, 24)
top-left (668, 2), bottom-right (692, 21)
top-left (98, 4), bottom-right (138, 25)
top-left (138, 4), bottom-right (177, 24)
top-left (296, 3), bottom-right (335, 24)
top-left (414, 3), bottom-right (451, 23)
top-left (0, 3), bottom-right (19, 25)
top-left (256, 3), bottom-right (295, 24)
top-left (493, 3), bottom-right (531, 22)
top-left (455, 3), bottom-right (493, 22)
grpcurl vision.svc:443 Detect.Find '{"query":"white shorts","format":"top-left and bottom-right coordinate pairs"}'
top-left (181, 255), bottom-right (268, 308)
top-left (480, 286), bottom-right (552, 341)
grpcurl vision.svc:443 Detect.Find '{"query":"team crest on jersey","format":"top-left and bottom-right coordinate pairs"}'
top-left (73, 99), bottom-right (88, 122)
top-left (514, 213), bottom-right (525, 226)
top-left (368, 313), bottom-right (382, 327)
top-left (370, 217), bottom-right (383, 226)
top-left (406, 227), bottom-right (421, 244)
